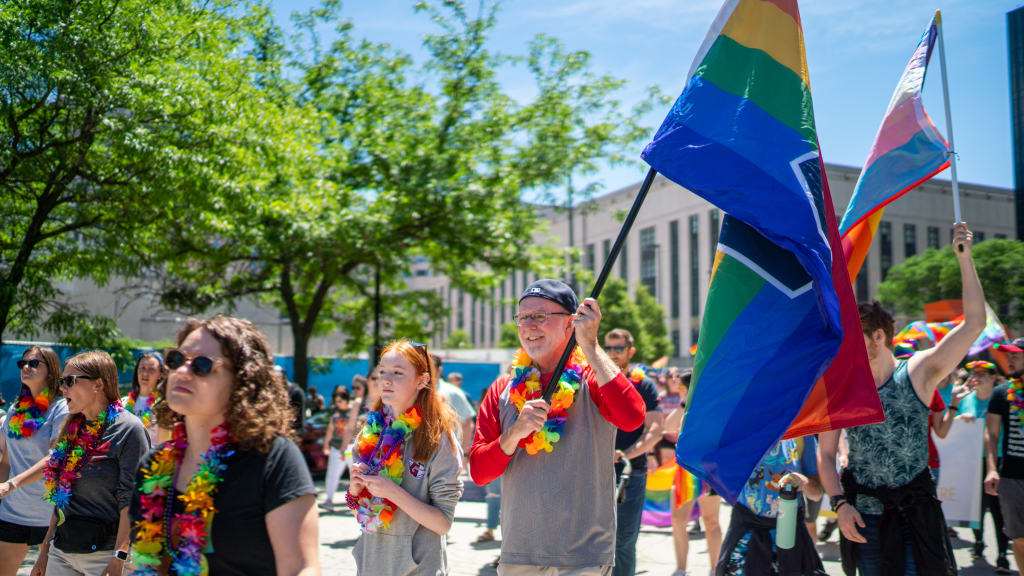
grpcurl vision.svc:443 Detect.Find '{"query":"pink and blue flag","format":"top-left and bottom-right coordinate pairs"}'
top-left (839, 15), bottom-right (950, 281)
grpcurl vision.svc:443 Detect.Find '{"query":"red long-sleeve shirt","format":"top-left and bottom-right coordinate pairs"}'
top-left (469, 368), bottom-right (645, 486)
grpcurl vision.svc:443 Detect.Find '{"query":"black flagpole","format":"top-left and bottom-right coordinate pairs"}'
top-left (542, 167), bottom-right (659, 402)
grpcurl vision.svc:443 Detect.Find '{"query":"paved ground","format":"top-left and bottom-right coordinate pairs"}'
top-left (18, 472), bottom-right (1018, 574)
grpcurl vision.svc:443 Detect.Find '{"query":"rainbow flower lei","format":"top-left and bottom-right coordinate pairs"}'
top-left (353, 404), bottom-right (422, 533)
top-left (43, 399), bottom-right (123, 523)
top-left (1008, 378), bottom-right (1024, 433)
top-left (6, 386), bottom-right (55, 439)
top-left (508, 347), bottom-right (587, 455)
top-left (132, 421), bottom-right (234, 576)
top-left (629, 365), bottom-right (646, 384)
top-left (123, 391), bottom-right (155, 428)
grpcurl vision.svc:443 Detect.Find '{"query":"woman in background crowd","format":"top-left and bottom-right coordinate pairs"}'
top-left (0, 346), bottom-right (68, 576)
top-left (320, 385), bottom-right (352, 511)
top-left (129, 316), bottom-right (319, 576)
top-left (32, 351), bottom-right (148, 576)
top-left (122, 353), bottom-right (166, 444)
top-left (349, 340), bottom-right (462, 575)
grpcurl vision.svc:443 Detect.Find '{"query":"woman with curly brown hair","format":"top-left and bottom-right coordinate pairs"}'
top-left (129, 316), bottom-right (319, 576)
top-left (0, 346), bottom-right (68, 576)
top-left (348, 340), bottom-right (463, 575)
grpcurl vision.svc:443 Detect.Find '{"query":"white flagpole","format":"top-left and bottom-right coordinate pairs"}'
top-left (935, 10), bottom-right (963, 225)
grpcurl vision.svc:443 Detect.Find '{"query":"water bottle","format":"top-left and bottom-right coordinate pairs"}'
top-left (775, 484), bottom-right (799, 550)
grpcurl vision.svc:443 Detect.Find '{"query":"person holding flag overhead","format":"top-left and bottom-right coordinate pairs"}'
top-left (470, 279), bottom-right (645, 575)
top-left (819, 224), bottom-right (984, 576)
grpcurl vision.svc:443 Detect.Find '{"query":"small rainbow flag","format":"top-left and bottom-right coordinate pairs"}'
top-left (894, 303), bottom-right (1008, 356)
top-left (641, 461), bottom-right (677, 527)
top-left (839, 15), bottom-right (949, 282)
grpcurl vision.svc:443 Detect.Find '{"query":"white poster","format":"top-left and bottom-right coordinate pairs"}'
top-left (934, 418), bottom-right (985, 525)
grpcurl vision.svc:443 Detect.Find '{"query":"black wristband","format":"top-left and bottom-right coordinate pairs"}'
top-left (834, 499), bottom-right (849, 512)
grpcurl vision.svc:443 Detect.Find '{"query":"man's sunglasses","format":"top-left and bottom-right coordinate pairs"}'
top-left (58, 374), bottom-right (96, 388)
top-left (165, 349), bottom-right (220, 377)
top-left (604, 345), bottom-right (629, 353)
top-left (17, 359), bottom-right (42, 370)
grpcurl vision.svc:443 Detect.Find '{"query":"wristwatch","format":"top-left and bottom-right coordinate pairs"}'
top-left (112, 550), bottom-right (129, 561)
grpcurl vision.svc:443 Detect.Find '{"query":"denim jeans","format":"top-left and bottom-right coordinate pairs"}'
top-left (855, 513), bottom-right (917, 576)
top-left (486, 477), bottom-right (502, 531)
top-left (613, 467), bottom-right (647, 576)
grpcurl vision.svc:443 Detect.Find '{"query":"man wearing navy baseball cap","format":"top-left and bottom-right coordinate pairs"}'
top-left (470, 278), bottom-right (646, 575)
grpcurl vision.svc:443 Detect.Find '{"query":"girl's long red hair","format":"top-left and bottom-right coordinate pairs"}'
top-left (375, 340), bottom-right (456, 461)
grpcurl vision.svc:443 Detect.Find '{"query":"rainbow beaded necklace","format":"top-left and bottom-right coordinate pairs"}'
top-left (132, 421), bottom-right (234, 576)
top-left (508, 346), bottom-right (587, 455)
top-left (43, 399), bottom-right (122, 524)
top-left (353, 404), bottom-right (422, 533)
top-left (124, 390), bottom-right (155, 428)
top-left (6, 386), bottom-right (55, 439)
top-left (1008, 378), bottom-right (1024, 433)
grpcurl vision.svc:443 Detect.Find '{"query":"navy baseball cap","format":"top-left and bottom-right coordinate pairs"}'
top-left (519, 279), bottom-right (579, 314)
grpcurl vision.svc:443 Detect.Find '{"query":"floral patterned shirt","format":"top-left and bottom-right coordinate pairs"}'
top-left (846, 360), bottom-right (929, 515)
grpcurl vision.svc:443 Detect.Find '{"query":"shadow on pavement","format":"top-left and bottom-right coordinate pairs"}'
top-left (326, 538), bottom-right (359, 549)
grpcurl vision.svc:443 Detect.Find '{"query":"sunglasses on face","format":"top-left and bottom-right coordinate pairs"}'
top-left (17, 359), bottom-right (42, 370)
top-left (165, 349), bottom-right (220, 377)
top-left (58, 374), bottom-right (96, 389)
top-left (604, 345), bottom-right (628, 353)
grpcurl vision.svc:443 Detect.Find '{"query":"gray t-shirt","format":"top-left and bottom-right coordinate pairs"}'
top-left (54, 409), bottom-right (150, 528)
top-left (0, 395), bottom-right (69, 527)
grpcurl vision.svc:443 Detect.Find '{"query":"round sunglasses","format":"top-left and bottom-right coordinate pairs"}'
top-left (165, 349), bottom-right (221, 377)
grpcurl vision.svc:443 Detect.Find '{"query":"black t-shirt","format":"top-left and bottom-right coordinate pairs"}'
top-left (615, 375), bottom-right (660, 472)
top-left (989, 381), bottom-right (1024, 479)
top-left (130, 435), bottom-right (316, 575)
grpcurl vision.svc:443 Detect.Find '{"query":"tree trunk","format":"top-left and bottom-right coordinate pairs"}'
top-left (291, 323), bottom-right (311, 391)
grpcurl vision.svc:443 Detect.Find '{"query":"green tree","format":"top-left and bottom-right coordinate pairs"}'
top-left (498, 322), bottom-right (520, 348)
top-left (0, 0), bottom-right (251, 350)
top-left (878, 239), bottom-right (1024, 326)
top-left (595, 277), bottom-right (670, 363)
top-left (154, 0), bottom-right (650, 387)
top-left (443, 329), bottom-right (471, 350)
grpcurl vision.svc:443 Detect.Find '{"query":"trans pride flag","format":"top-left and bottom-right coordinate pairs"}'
top-left (839, 16), bottom-right (949, 281)
top-left (641, 0), bottom-right (882, 501)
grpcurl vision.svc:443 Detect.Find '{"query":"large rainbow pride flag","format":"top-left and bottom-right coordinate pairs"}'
top-left (641, 0), bottom-right (882, 501)
top-left (839, 16), bottom-right (949, 281)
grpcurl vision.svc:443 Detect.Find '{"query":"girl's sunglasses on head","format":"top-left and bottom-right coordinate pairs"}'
top-left (165, 349), bottom-right (217, 377)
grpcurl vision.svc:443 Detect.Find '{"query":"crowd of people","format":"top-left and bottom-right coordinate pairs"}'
top-left (0, 223), bottom-right (1022, 576)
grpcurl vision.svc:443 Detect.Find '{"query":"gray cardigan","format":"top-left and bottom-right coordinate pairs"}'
top-left (353, 431), bottom-right (464, 575)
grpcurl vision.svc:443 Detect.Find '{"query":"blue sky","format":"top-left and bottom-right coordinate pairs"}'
top-left (273, 0), bottom-right (1023, 198)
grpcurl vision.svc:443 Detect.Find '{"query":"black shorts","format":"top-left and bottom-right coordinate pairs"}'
top-left (0, 518), bottom-right (49, 545)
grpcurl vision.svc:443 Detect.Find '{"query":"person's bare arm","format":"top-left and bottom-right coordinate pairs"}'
top-left (622, 410), bottom-right (665, 461)
top-left (985, 412), bottom-right (1002, 496)
top-left (268, 495), bottom-right (320, 576)
top-left (908, 223), bottom-right (984, 402)
top-left (818, 430), bottom-right (865, 543)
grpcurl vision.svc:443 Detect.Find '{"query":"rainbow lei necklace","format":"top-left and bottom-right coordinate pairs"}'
top-left (43, 400), bottom-right (123, 523)
top-left (132, 422), bottom-right (234, 576)
top-left (6, 386), bottom-right (55, 439)
top-left (1008, 379), bottom-right (1024, 432)
top-left (124, 391), bottom-right (155, 428)
top-left (628, 365), bottom-right (645, 384)
top-left (508, 347), bottom-right (587, 455)
top-left (353, 405), bottom-right (422, 533)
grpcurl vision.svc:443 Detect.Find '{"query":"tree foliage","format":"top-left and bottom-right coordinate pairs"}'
top-left (0, 0), bottom-right (250, 349)
top-left (443, 329), bottom-right (471, 350)
top-left (878, 239), bottom-right (1024, 326)
top-left (597, 277), bottom-right (672, 364)
top-left (150, 0), bottom-right (652, 386)
top-left (498, 321), bottom-right (519, 348)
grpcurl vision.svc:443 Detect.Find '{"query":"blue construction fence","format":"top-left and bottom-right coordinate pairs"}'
top-left (1, 343), bottom-right (502, 406)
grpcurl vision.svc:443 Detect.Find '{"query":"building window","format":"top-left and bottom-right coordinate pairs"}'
top-left (903, 223), bottom-right (917, 258)
top-left (490, 287), bottom-right (496, 345)
top-left (640, 227), bottom-right (657, 298)
top-left (457, 289), bottom-right (464, 330)
top-left (585, 243), bottom-right (596, 272)
top-left (975, 231), bottom-right (985, 243)
top-left (996, 233), bottom-right (1007, 239)
top-left (927, 226), bottom-right (940, 249)
top-left (689, 214), bottom-right (700, 316)
top-left (879, 221), bottom-right (892, 280)
top-left (691, 327), bottom-right (700, 347)
top-left (511, 272), bottom-right (517, 305)
top-left (672, 329), bottom-right (681, 358)
top-left (500, 281), bottom-right (507, 324)
top-left (709, 209), bottom-right (720, 262)
top-left (670, 220), bottom-right (680, 319)
top-left (856, 267), bottom-right (869, 302)
top-left (471, 296), bottom-right (477, 345)
top-left (603, 239), bottom-right (611, 265)
top-left (619, 238), bottom-right (628, 280)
